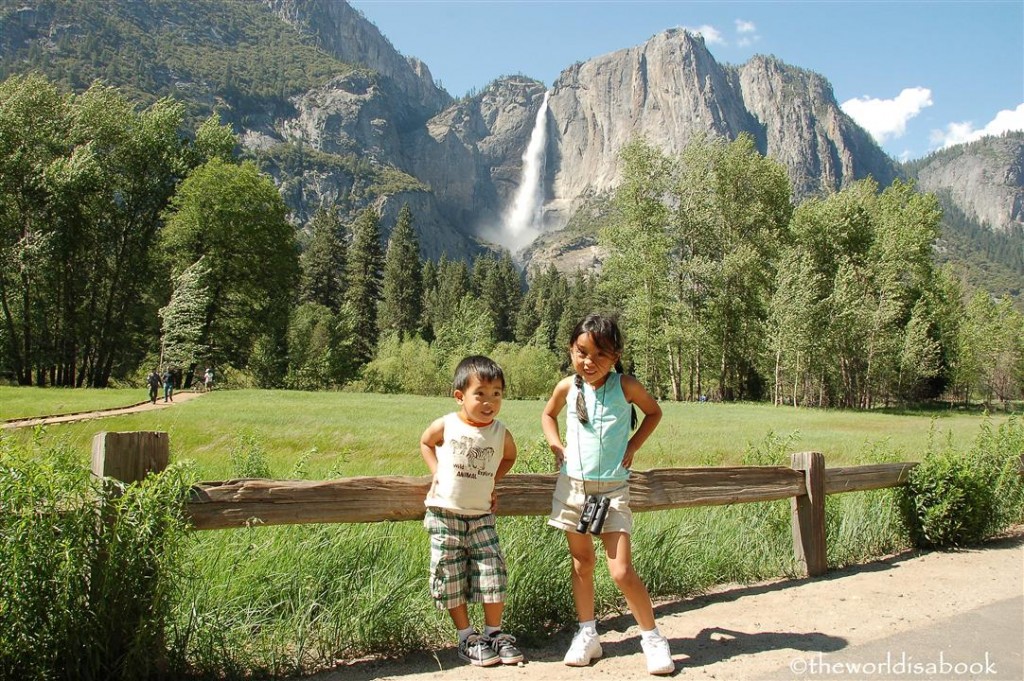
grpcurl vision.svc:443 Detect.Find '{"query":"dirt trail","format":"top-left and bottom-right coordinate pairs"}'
top-left (1, 390), bottom-right (203, 429)
top-left (304, 528), bottom-right (1024, 681)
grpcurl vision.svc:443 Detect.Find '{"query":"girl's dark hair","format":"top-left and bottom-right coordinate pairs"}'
top-left (568, 314), bottom-right (624, 358)
top-left (453, 355), bottom-right (505, 392)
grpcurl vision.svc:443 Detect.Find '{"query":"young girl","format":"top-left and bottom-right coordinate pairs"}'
top-left (541, 314), bottom-right (674, 676)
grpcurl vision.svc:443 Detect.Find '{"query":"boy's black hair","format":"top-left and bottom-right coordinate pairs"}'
top-left (453, 355), bottom-right (505, 392)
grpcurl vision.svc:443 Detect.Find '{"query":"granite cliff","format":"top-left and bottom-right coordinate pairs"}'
top-left (910, 134), bottom-right (1024, 235)
top-left (1, 0), bottom-right (1017, 281)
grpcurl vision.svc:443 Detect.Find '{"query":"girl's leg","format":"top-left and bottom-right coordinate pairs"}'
top-left (565, 530), bottom-right (598, 621)
top-left (599, 531), bottom-right (656, 630)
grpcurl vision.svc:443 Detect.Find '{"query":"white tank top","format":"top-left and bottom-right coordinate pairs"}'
top-left (425, 413), bottom-right (506, 515)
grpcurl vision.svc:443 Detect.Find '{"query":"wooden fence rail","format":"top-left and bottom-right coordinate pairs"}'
top-left (90, 431), bottom-right (919, 577)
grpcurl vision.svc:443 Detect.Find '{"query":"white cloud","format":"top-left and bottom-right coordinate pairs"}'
top-left (683, 24), bottom-right (725, 45)
top-left (930, 103), bottom-right (1024, 149)
top-left (735, 19), bottom-right (759, 47)
top-left (840, 87), bottom-right (934, 143)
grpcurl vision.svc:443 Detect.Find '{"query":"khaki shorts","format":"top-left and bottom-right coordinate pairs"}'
top-left (548, 474), bottom-right (633, 535)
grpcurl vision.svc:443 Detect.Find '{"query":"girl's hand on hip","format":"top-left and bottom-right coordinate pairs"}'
top-left (550, 443), bottom-right (565, 471)
top-left (622, 444), bottom-right (636, 469)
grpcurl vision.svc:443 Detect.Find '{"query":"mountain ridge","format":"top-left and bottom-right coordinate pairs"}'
top-left (0, 0), bottom-right (1018, 302)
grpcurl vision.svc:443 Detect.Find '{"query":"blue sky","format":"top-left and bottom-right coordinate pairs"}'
top-left (349, 0), bottom-right (1024, 162)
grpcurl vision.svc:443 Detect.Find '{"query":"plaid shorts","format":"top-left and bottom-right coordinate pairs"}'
top-left (424, 507), bottom-right (507, 610)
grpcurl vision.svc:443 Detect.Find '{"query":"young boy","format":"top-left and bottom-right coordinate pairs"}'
top-left (420, 355), bottom-right (523, 667)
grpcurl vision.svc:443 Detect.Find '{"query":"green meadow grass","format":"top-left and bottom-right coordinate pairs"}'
top-left (0, 386), bottom-right (149, 420)
top-left (3, 386), bottom-right (1019, 677)
top-left (0, 387), bottom-right (1010, 478)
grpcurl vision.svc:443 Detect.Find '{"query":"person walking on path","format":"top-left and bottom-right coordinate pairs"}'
top-left (541, 314), bottom-right (674, 676)
top-left (146, 369), bottom-right (161, 404)
top-left (419, 355), bottom-right (522, 668)
top-left (162, 367), bottom-right (174, 403)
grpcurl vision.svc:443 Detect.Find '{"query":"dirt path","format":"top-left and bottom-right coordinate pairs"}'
top-left (1, 390), bottom-right (203, 429)
top-left (306, 528), bottom-right (1024, 681)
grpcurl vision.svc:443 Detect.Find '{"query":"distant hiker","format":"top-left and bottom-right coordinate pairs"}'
top-left (147, 369), bottom-right (161, 404)
top-left (203, 366), bottom-right (214, 392)
top-left (419, 355), bottom-right (522, 668)
top-left (162, 368), bottom-right (174, 403)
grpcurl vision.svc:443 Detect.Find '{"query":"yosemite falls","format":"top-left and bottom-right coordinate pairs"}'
top-left (485, 91), bottom-right (550, 253)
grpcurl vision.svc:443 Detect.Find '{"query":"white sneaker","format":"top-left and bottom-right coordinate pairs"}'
top-left (563, 627), bottom-right (603, 666)
top-left (641, 632), bottom-right (675, 675)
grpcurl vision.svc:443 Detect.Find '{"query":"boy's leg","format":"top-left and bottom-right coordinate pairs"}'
top-left (481, 601), bottom-right (504, 630)
top-left (448, 603), bottom-right (471, 630)
top-left (464, 515), bottom-right (522, 665)
top-left (599, 531), bottom-right (655, 629)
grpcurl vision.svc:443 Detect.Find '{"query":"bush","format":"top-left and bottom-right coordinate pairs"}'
top-left (0, 435), bottom-right (194, 680)
top-left (900, 416), bottom-right (1024, 548)
top-left (230, 431), bottom-right (273, 478)
top-left (358, 335), bottom-right (447, 395)
top-left (489, 342), bottom-right (563, 399)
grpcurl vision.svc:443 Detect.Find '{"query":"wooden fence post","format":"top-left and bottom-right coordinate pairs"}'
top-left (791, 451), bottom-right (826, 577)
top-left (91, 431), bottom-right (169, 483)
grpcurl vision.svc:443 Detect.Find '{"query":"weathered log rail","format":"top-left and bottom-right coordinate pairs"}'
top-left (90, 431), bottom-right (918, 577)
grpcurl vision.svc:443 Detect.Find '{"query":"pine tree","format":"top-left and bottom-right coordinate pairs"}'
top-left (472, 252), bottom-right (522, 343)
top-left (378, 205), bottom-right (423, 339)
top-left (424, 255), bottom-right (470, 341)
top-left (159, 257), bottom-right (213, 377)
top-left (299, 208), bottom-right (347, 312)
top-left (344, 207), bottom-right (384, 364)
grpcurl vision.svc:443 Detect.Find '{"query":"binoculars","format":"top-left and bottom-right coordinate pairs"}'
top-left (575, 494), bottom-right (611, 534)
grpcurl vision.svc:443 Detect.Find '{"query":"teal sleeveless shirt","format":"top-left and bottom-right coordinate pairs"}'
top-left (562, 372), bottom-right (631, 482)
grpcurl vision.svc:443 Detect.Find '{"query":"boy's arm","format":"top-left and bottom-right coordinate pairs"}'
top-left (491, 428), bottom-right (518, 513)
top-left (419, 418), bottom-right (445, 476)
top-left (621, 374), bottom-right (662, 469)
top-left (494, 429), bottom-right (517, 482)
top-left (541, 377), bottom-right (571, 469)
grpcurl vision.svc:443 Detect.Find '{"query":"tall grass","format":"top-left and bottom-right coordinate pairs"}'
top-left (0, 433), bottom-right (193, 680)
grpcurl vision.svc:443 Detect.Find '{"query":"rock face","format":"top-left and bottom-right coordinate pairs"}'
top-left (735, 55), bottom-right (896, 198)
top-left (912, 135), bottom-right (1024, 234)
top-left (539, 31), bottom-right (897, 231)
top-left (13, 0), bottom-right (1014, 270)
top-left (263, 0), bottom-right (450, 121)
top-left (545, 29), bottom-right (757, 220)
top-left (406, 78), bottom-right (548, 235)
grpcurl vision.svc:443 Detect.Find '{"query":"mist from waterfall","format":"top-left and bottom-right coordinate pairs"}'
top-left (484, 91), bottom-right (550, 254)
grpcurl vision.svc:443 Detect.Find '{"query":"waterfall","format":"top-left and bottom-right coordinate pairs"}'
top-left (490, 91), bottom-right (550, 253)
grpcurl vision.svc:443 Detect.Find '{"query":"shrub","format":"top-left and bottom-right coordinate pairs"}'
top-left (358, 335), bottom-right (447, 395)
top-left (229, 431), bottom-right (273, 478)
top-left (900, 416), bottom-right (1024, 547)
top-left (0, 435), bottom-right (194, 680)
top-left (489, 342), bottom-right (563, 399)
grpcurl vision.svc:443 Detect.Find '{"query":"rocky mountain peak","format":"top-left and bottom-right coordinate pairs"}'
top-left (263, 0), bottom-right (451, 119)
top-left (912, 134), bottom-right (1024, 233)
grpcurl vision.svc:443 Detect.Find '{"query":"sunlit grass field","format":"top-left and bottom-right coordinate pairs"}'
top-left (0, 386), bottom-right (149, 420)
top-left (0, 386), bottom-right (1010, 479)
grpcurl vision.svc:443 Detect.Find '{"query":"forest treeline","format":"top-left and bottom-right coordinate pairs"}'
top-left (1, 74), bottom-right (1021, 407)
